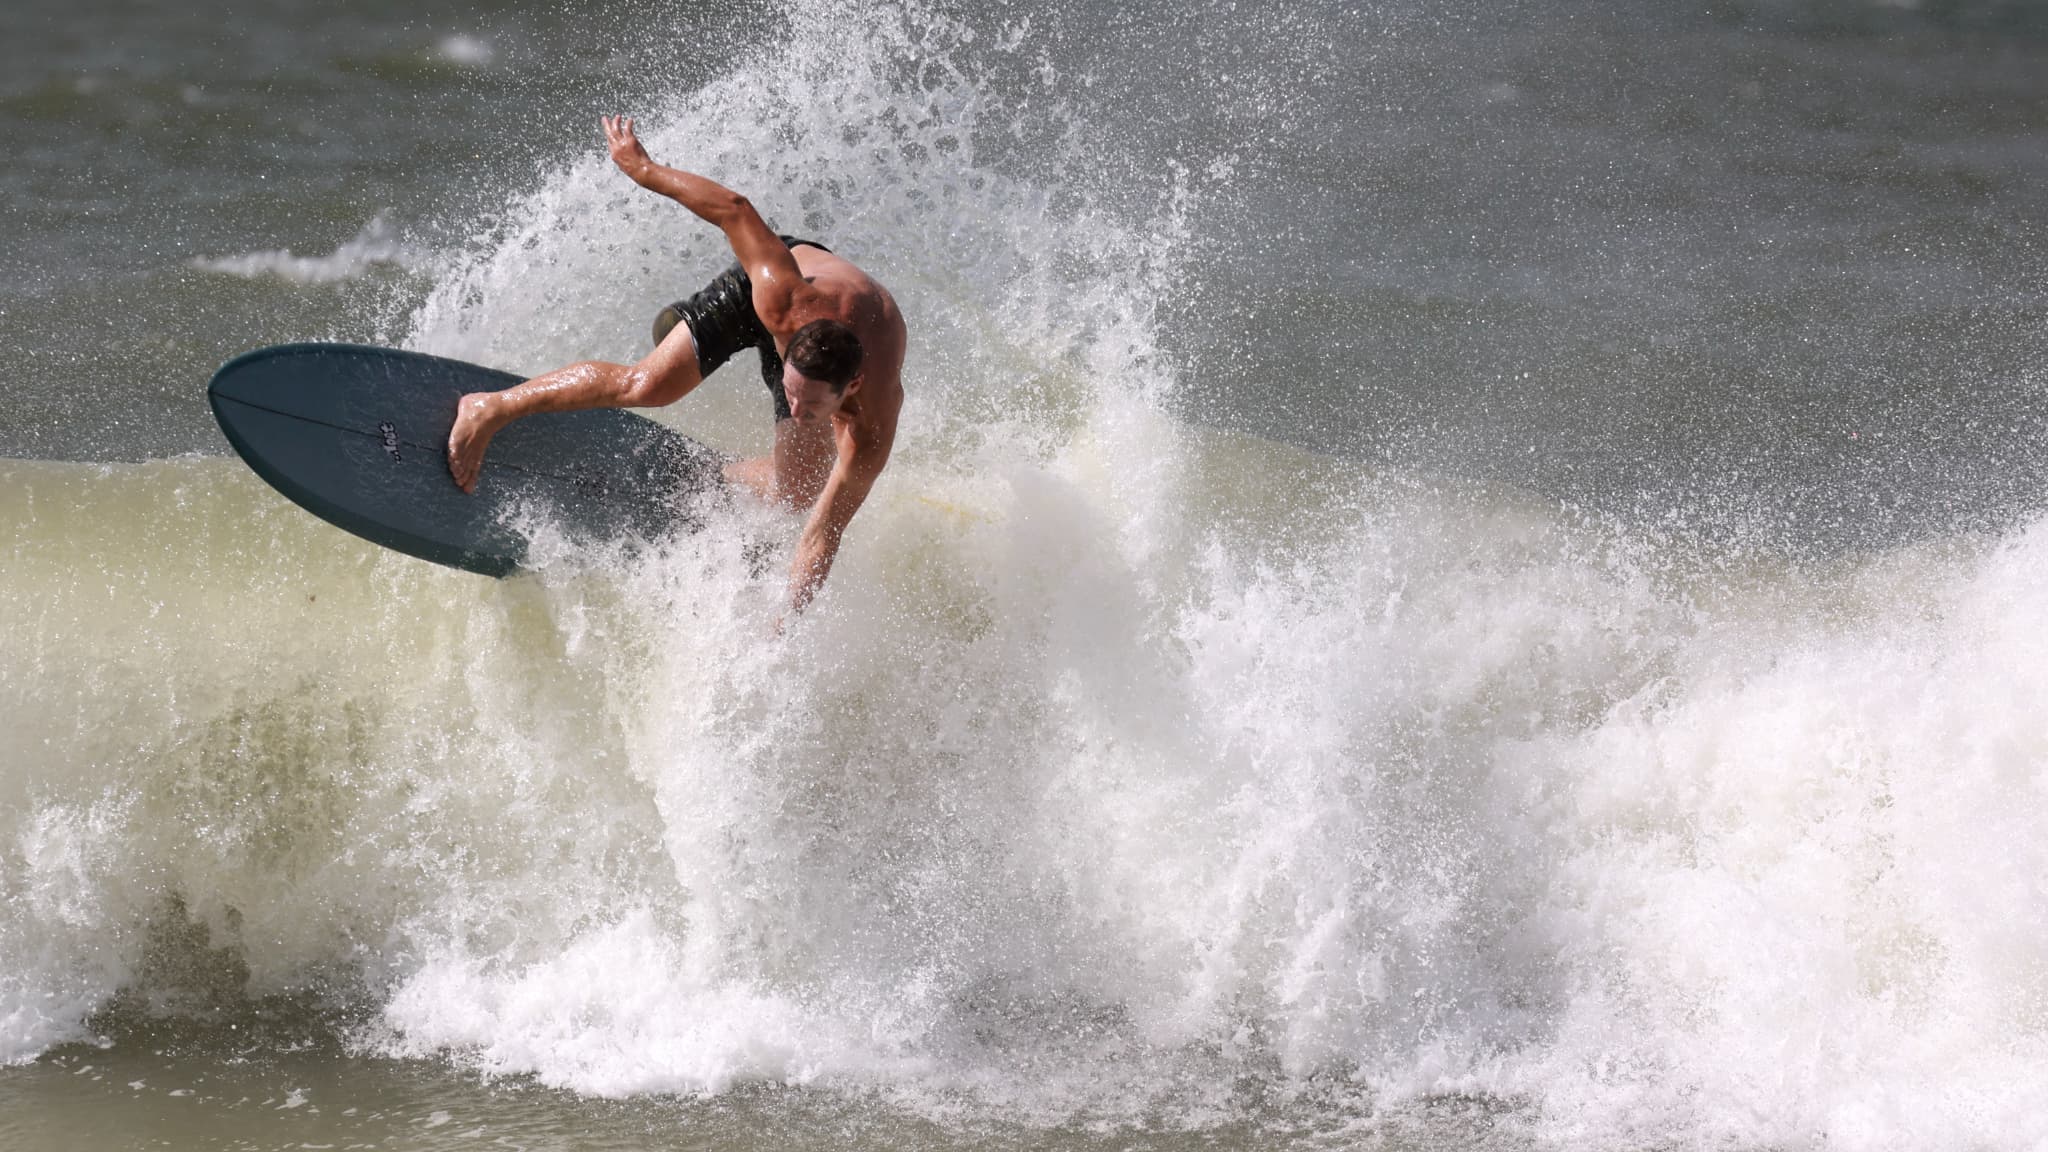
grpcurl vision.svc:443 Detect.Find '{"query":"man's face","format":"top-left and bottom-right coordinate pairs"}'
top-left (782, 363), bottom-right (848, 426)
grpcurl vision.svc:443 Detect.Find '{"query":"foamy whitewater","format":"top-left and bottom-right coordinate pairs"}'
top-left (191, 213), bottom-right (427, 285)
top-left (6, 2), bottom-right (2048, 1148)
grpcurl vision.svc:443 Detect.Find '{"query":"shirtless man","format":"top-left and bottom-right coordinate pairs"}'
top-left (446, 115), bottom-right (905, 615)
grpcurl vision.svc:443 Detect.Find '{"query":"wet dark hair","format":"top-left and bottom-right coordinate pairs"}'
top-left (785, 319), bottom-right (864, 392)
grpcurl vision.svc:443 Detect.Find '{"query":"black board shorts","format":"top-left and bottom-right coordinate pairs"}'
top-left (651, 235), bottom-right (831, 422)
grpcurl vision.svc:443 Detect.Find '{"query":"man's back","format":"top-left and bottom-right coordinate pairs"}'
top-left (781, 246), bottom-right (906, 408)
top-left (761, 247), bottom-right (906, 510)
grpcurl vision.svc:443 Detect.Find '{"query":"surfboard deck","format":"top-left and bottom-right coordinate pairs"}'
top-left (208, 342), bottom-right (726, 577)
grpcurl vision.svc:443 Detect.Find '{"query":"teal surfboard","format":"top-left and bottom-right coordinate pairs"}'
top-left (208, 343), bottom-right (724, 577)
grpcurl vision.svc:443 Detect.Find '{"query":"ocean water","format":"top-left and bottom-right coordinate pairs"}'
top-left (4, 0), bottom-right (2048, 1148)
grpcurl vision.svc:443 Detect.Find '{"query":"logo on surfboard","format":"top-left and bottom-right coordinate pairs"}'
top-left (378, 421), bottom-right (402, 463)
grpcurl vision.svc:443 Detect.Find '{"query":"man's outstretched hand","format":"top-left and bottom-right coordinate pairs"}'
top-left (603, 115), bottom-right (655, 184)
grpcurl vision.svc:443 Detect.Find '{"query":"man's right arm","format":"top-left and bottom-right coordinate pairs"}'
top-left (785, 439), bottom-right (889, 617)
top-left (602, 115), bottom-right (806, 327)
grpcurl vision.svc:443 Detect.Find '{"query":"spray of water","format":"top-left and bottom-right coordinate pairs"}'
top-left (6, 2), bottom-right (2048, 1146)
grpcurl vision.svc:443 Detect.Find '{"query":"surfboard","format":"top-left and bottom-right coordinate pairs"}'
top-left (208, 342), bottom-right (725, 577)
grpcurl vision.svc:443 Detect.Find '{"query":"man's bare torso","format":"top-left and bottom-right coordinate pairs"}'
top-left (742, 246), bottom-right (905, 510)
top-left (782, 245), bottom-right (905, 441)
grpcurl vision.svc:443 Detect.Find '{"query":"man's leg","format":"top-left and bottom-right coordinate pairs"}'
top-left (446, 321), bottom-right (705, 493)
top-left (722, 419), bottom-right (834, 510)
top-left (722, 454), bottom-right (777, 501)
top-left (771, 419), bottom-right (836, 509)
top-left (721, 331), bottom-right (834, 510)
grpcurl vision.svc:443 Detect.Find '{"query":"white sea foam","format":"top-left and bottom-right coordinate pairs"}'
top-left (436, 35), bottom-right (494, 68)
top-left (191, 213), bottom-right (425, 285)
top-left (7, 0), bottom-right (2048, 1146)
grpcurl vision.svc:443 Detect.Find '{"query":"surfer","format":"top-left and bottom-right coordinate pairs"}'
top-left (446, 115), bottom-right (906, 616)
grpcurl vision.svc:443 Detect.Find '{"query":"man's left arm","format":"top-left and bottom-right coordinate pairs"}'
top-left (787, 440), bottom-right (890, 616)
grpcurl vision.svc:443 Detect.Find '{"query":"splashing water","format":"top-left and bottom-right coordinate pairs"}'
top-left (6, 2), bottom-right (2048, 1147)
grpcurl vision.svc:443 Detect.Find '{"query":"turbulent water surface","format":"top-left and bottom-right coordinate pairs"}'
top-left (4, 0), bottom-right (2048, 1149)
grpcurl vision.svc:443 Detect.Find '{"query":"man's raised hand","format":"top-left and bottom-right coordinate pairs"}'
top-left (603, 115), bottom-right (655, 183)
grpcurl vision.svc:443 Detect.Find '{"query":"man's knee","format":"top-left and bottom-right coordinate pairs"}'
top-left (619, 320), bottom-right (705, 407)
top-left (620, 356), bottom-right (695, 407)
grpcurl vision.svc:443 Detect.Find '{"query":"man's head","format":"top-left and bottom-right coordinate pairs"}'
top-left (781, 319), bottom-right (864, 424)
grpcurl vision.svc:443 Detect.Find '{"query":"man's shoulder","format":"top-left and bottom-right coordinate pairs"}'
top-left (842, 386), bottom-right (900, 453)
top-left (800, 252), bottom-right (894, 308)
